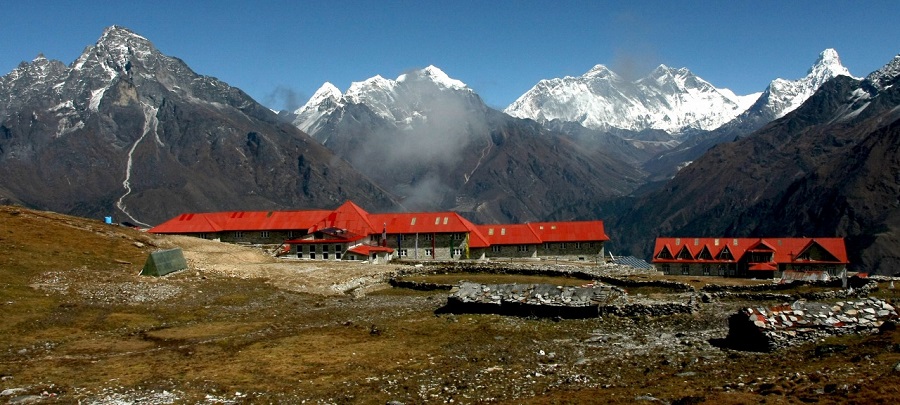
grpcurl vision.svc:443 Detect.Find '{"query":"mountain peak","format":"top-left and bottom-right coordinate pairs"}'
top-left (98, 25), bottom-right (150, 46)
top-left (584, 64), bottom-right (616, 78)
top-left (808, 48), bottom-right (850, 77)
top-left (397, 65), bottom-right (467, 90)
top-left (864, 54), bottom-right (900, 91)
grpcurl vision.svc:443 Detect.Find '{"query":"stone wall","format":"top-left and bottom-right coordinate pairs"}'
top-left (441, 281), bottom-right (697, 319)
top-left (442, 282), bottom-right (623, 319)
top-left (726, 298), bottom-right (899, 352)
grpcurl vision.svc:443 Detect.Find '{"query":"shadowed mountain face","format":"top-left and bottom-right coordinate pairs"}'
top-left (0, 26), bottom-right (396, 225)
top-left (609, 56), bottom-right (900, 276)
top-left (293, 67), bottom-right (645, 223)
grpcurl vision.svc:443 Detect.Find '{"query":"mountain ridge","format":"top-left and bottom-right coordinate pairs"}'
top-left (0, 26), bottom-right (397, 225)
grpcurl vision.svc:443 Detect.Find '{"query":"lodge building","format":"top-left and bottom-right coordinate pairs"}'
top-left (650, 237), bottom-right (849, 278)
top-left (149, 201), bottom-right (609, 264)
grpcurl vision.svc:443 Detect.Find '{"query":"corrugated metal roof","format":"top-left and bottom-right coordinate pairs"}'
top-left (475, 224), bottom-right (541, 245)
top-left (149, 210), bottom-right (331, 234)
top-left (527, 221), bottom-right (609, 243)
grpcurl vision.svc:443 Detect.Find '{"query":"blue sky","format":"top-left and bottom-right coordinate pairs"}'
top-left (2, 1), bottom-right (898, 111)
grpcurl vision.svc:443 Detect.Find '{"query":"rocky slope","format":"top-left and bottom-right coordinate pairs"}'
top-left (609, 55), bottom-right (900, 276)
top-left (0, 26), bottom-right (397, 225)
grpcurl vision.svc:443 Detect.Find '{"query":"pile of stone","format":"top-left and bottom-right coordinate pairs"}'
top-left (443, 282), bottom-right (624, 319)
top-left (727, 298), bottom-right (898, 351)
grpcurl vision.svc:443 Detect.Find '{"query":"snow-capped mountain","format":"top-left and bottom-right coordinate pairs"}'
top-left (504, 64), bottom-right (760, 135)
top-left (747, 48), bottom-right (855, 121)
top-left (293, 65), bottom-right (479, 137)
top-left (0, 26), bottom-right (396, 224)
top-left (640, 49), bottom-right (856, 183)
top-left (290, 66), bottom-right (644, 222)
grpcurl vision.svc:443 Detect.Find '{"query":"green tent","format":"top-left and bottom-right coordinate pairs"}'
top-left (140, 248), bottom-right (188, 276)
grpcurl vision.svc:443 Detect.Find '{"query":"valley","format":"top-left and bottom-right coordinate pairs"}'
top-left (2, 206), bottom-right (900, 404)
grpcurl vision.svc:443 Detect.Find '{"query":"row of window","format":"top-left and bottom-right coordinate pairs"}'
top-left (397, 248), bottom-right (463, 257)
top-left (229, 231), bottom-right (297, 239)
top-left (297, 252), bottom-right (343, 260)
top-left (660, 264), bottom-right (737, 276)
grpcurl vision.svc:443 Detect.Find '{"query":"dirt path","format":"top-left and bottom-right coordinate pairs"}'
top-left (153, 235), bottom-right (404, 295)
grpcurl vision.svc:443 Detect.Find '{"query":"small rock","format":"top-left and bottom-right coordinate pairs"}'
top-left (1, 388), bottom-right (27, 397)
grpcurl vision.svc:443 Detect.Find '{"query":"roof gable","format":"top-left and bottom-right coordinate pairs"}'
top-left (675, 245), bottom-right (694, 260)
top-left (309, 201), bottom-right (377, 236)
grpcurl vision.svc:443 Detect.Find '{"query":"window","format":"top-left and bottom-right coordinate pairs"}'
top-left (574, 242), bottom-right (581, 249)
top-left (399, 234), bottom-right (406, 241)
top-left (543, 243), bottom-right (551, 250)
top-left (517, 245), bottom-right (528, 252)
top-left (348, 254), bottom-right (356, 261)
top-left (199, 233), bottom-right (209, 239)
top-left (234, 231), bottom-right (244, 238)
top-left (261, 231), bottom-right (269, 238)
top-left (310, 252), bottom-right (316, 259)
top-left (424, 234), bottom-right (434, 241)
top-left (288, 231), bottom-right (295, 238)
top-left (560, 243), bottom-right (567, 250)
top-left (662, 264), bottom-right (671, 274)
top-left (335, 252), bottom-right (342, 260)
top-left (702, 264), bottom-right (711, 276)
top-left (323, 252), bottom-right (329, 260)
top-left (452, 248), bottom-right (462, 257)
top-left (398, 249), bottom-right (408, 257)
top-left (297, 251), bottom-right (303, 259)
top-left (335, 244), bottom-right (342, 252)
top-left (589, 242), bottom-right (595, 248)
top-left (453, 233), bottom-right (464, 240)
top-left (681, 264), bottom-right (689, 275)
top-left (425, 248), bottom-right (434, 257)
top-left (323, 245), bottom-right (329, 252)
top-left (491, 246), bottom-right (501, 253)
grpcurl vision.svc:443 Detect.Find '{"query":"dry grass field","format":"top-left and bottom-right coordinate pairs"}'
top-left (2, 205), bottom-right (900, 404)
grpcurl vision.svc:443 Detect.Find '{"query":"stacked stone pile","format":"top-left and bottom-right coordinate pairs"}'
top-left (727, 298), bottom-right (898, 351)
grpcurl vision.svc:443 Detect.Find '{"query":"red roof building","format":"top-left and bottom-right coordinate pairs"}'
top-left (149, 201), bottom-right (610, 263)
top-left (651, 237), bottom-right (849, 278)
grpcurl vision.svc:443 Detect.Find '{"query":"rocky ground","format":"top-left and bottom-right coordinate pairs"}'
top-left (2, 206), bottom-right (900, 404)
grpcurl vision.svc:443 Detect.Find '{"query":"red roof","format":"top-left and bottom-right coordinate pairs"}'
top-left (369, 212), bottom-right (490, 248)
top-left (748, 262), bottom-right (778, 271)
top-left (149, 210), bottom-right (331, 234)
top-left (308, 201), bottom-right (377, 236)
top-left (476, 224), bottom-right (541, 245)
top-left (348, 245), bottom-right (394, 255)
top-left (527, 221), bottom-right (609, 243)
top-left (651, 237), bottom-right (849, 265)
top-left (148, 201), bottom-right (608, 253)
